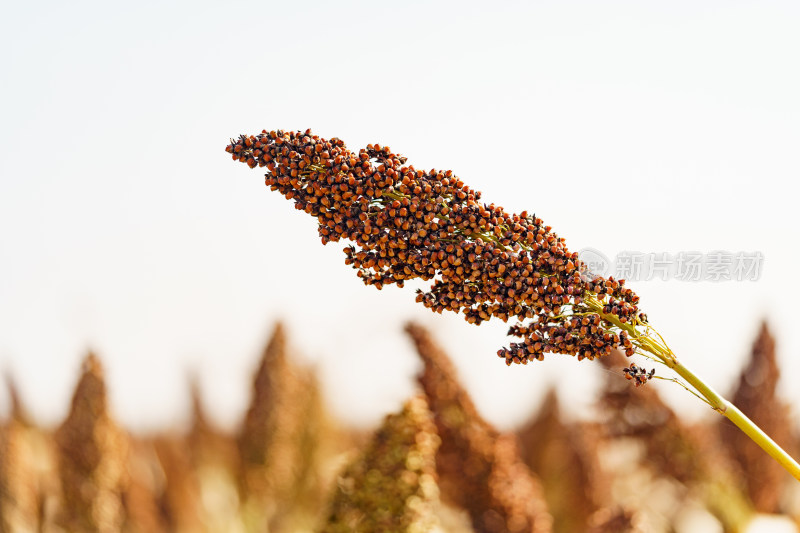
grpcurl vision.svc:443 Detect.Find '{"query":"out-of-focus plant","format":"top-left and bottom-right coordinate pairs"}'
top-left (54, 354), bottom-right (129, 532)
top-left (237, 323), bottom-right (332, 532)
top-left (407, 323), bottom-right (552, 533)
top-left (321, 395), bottom-right (440, 533)
top-left (515, 388), bottom-right (606, 533)
top-left (720, 322), bottom-right (795, 512)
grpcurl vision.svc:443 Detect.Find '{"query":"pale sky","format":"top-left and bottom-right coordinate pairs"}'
top-left (1, 1), bottom-right (799, 434)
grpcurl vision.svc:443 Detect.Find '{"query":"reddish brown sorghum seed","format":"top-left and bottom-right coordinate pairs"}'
top-left (227, 130), bottom-right (646, 365)
top-left (621, 363), bottom-right (655, 387)
top-left (406, 323), bottom-right (552, 533)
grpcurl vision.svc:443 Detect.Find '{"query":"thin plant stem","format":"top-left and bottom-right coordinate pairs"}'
top-left (585, 295), bottom-right (800, 482)
top-left (673, 359), bottom-right (800, 482)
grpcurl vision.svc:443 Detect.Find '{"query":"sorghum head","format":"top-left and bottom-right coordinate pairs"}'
top-left (227, 130), bottom-right (645, 364)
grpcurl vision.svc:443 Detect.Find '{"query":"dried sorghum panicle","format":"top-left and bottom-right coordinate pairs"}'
top-left (54, 353), bottom-right (128, 533)
top-left (227, 130), bottom-right (646, 365)
top-left (287, 367), bottom-right (342, 526)
top-left (321, 395), bottom-right (440, 533)
top-left (516, 388), bottom-right (606, 532)
top-left (0, 419), bottom-right (42, 531)
top-left (406, 323), bottom-right (552, 533)
top-left (721, 322), bottom-right (793, 513)
top-left (237, 323), bottom-right (300, 498)
top-left (0, 377), bottom-right (44, 532)
top-left (237, 322), bottom-right (330, 531)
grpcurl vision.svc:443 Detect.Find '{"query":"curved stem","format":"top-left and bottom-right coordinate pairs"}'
top-left (671, 358), bottom-right (800, 482)
top-left (583, 295), bottom-right (800, 482)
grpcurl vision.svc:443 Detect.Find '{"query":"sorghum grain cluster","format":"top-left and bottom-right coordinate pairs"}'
top-left (622, 363), bottom-right (655, 387)
top-left (227, 130), bottom-right (646, 364)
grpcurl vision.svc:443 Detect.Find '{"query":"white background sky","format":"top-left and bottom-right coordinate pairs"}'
top-left (1, 1), bottom-right (799, 435)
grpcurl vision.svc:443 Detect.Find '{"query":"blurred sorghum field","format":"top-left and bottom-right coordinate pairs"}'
top-left (1, 322), bottom-right (799, 533)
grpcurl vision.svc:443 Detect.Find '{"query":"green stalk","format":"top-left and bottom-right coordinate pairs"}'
top-left (585, 295), bottom-right (800, 482)
top-left (673, 359), bottom-right (800, 481)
